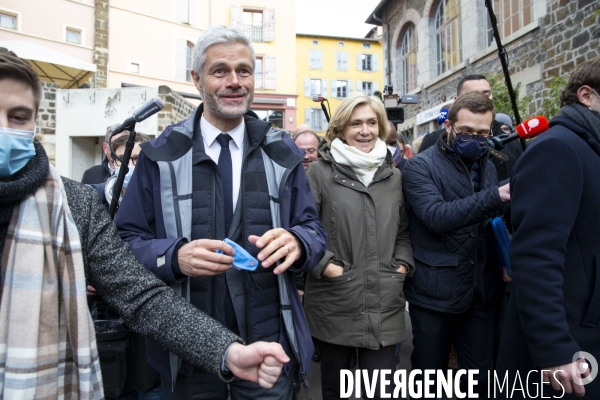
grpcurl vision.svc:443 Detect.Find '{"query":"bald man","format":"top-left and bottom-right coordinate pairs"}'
top-left (293, 129), bottom-right (320, 170)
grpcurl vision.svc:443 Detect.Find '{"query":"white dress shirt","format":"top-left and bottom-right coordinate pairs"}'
top-left (200, 115), bottom-right (245, 212)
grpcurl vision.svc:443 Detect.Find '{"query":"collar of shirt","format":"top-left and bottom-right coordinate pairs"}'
top-left (200, 114), bottom-right (245, 151)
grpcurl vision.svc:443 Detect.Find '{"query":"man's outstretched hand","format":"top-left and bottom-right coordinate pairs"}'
top-left (225, 342), bottom-right (290, 388)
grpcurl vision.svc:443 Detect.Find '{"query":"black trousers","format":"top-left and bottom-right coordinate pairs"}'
top-left (320, 341), bottom-right (396, 400)
top-left (409, 293), bottom-right (495, 398)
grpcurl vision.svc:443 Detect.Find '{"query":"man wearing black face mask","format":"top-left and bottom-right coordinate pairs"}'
top-left (402, 92), bottom-right (510, 397)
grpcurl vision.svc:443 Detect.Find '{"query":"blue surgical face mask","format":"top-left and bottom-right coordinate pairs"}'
top-left (0, 127), bottom-right (36, 178)
top-left (452, 137), bottom-right (486, 160)
top-left (114, 166), bottom-right (135, 188)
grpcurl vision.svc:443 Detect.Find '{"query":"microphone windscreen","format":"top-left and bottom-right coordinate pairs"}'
top-left (515, 116), bottom-right (549, 139)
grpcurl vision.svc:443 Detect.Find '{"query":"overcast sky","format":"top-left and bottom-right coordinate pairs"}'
top-left (295, 0), bottom-right (382, 39)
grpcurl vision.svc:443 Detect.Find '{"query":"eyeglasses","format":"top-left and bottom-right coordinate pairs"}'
top-left (113, 156), bottom-right (137, 167)
top-left (451, 123), bottom-right (491, 144)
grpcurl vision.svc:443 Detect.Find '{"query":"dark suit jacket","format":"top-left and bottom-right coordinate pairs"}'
top-left (497, 115), bottom-right (600, 398)
top-left (81, 158), bottom-right (112, 184)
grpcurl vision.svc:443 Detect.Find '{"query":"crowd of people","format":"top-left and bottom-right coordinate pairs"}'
top-left (0, 24), bottom-right (599, 400)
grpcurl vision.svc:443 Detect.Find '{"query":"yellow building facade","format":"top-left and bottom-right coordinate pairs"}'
top-left (296, 34), bottom-right (383, 134)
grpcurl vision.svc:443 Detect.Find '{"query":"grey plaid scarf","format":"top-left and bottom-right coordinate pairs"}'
top-left (0, 163), bottom-right (103, 399)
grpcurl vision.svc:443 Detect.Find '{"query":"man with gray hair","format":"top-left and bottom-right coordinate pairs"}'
top-left (81, 124), bottom-right (126, 184)
top-left (115, 25), bottom-right (326, 399)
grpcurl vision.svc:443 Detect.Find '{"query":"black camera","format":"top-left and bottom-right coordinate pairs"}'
top-left (383, 85), bottom-right (418, 125)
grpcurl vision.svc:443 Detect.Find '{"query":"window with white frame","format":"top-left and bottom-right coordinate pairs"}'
top-left (255, 57), bottom-right (264, 89)
top-left (362, 81), bottom-right (373, 96)
top-left (304, 78), bottom-right (327, 98)
top-left (362, 54), bottom-right (372, 71)
top-left (230, 6), bottom-right (275, 42)
top-left (186, 41), bottom-right (194, 82)
top-left (175, 0), bottom-right (200, 27)
top-left (305, 108), bottom-right (327, 131)
top-left (243, 10), bottom-right (263, 42)
top-left (435, 0), bottom-right (462, 76)
top-left (66, 28), bottom-right (82, 44)
top-left (356, 53), bottom-right (378, 71)
top-left (362, 43), bottom-right (372, 49)
top-left (398, 24), bottom-right (418, 94)
top-left (0, 12), bottom-right (16, 30)
top-left (312, 40), bottom-right (319, 45)
top-left (128, 61), bottom-right (140, 74)
top-left (335, 51), bottom-right (348, 71)
top-left (336, 80), bottom-right (348, 98)
top-left (309, 50), bottom-right (323, 69)
top-left (486, 0), bottom-right (533, 45)
top-left (310, 79), bottom-right (322, 97)
top-left (338, 41), bottom-right (345, 47)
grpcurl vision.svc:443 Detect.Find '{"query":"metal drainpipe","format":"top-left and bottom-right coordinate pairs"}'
top-left (371, 12), bottom-right (391, 88)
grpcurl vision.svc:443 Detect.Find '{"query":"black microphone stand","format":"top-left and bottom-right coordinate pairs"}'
top-left (108, 122), bottom-right (137, 219)
top-left (485, 0), bottom-right (526, 151)
top-left (319, 99), bottom-right (331, 123)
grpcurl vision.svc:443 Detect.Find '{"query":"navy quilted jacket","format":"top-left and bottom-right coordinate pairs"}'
top-left (402, 134), bottom-right (509, 313)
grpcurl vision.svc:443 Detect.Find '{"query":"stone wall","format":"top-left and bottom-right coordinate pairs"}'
top-left (157, 86), bottom-right (196, 133)
top-left (94, 0), bottom-right (109, 88)
top-left (379, 0), bottom-right (600, 137)
top-left (36, 81), bottom-right (61, 165)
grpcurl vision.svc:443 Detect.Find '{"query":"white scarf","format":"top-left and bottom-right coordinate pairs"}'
top-left (330, 138), bottom-right (387, 187)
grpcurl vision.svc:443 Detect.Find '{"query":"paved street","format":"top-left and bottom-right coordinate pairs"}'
top-left (296, 310), bottom-right (413, 400)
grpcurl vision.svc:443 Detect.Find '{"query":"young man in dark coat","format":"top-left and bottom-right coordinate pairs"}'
top-left (497, 56), bottom-right (600, 399)
top-left (419, 75), bottom-right (523, 185)
top-left (403, 92), bottom-right (511, 396)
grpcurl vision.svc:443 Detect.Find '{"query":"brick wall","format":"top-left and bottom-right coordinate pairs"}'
top-left (157, 86), bottom-right (196, 133)
top-left (380, 0), bottom-right (600, 136)
top-left (94, 0), bottom-right (109, 88)
top-left (36, 81), bottom-right (61, 165)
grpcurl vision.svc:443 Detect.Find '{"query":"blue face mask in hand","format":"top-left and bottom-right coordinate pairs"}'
top-left (0, 127), bottom-right (36, 178)
top-left (452, 137), bottom-right (486, 161)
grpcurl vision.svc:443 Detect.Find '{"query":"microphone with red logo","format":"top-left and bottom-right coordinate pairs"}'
top-left (488, 116), bottom-right (549, 150)
top-left (312, 96), bottom-right (331, 122)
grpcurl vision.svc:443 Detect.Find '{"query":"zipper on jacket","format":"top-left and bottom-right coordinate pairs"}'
top-left (456, 156), bottom-right (478, 293)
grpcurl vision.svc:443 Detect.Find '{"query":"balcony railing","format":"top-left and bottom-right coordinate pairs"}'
top-left (243, 25), bottom-right (263, 42)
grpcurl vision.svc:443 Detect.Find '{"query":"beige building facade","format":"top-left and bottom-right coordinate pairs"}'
top-left (0, 0), bottom-right (299, 179)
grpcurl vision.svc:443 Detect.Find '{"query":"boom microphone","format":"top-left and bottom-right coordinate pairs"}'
top-left (111, 97), bottom-right (165, 138)
top-left (312, 96), bottom-right (327, 102)
top-left (501, 115), bottom-right (549, 145)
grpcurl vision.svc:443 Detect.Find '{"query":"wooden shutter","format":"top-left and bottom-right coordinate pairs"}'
top-left (321, 79), bottom-right (327, 97)
top-left (305, 108), bottom-right (312, 127)
top-left (176, 0), bottom-right (189, 24)
top-left (342, 52), bottom-right (348, 70)
top-left (356, 53), bottom-right (363, 71)
top-left (315, 50), bottom-right (322, 69)
top-left (330, 80), bottom-right (337, 98)
top-left (309, 50), bottom-right (317, 69)
top-left (175, 39), bottom-right (187, 81)
top-left (373, 54), bottom-right (379, 71)
top-left (357, 80), bottom-right (363, 93)
top-left (348, 80), bottom-right (354, 95)
top-left (189, 0), bottom-right (200, 27)
top-left (230, 5), bottom-right (242, 29)
top-left (263, 9), bottom-right (275, 42)
top-left (373, 82), bottom-right (380, 92)
top-left (335, 52), bottom-right (342, 70)
top-left (304, 78), bottom-right (311, 97)
top-left (264, 56), bottom-right (276, 90)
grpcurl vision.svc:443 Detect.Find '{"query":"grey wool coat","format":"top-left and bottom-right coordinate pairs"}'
top-left (304, 143), bottom-right (414, 350)
top-left (62, 177), bottom-right (241, 379)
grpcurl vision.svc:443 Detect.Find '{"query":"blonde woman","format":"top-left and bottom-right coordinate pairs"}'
top-left (304, 93), bottom-right (414, 399)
